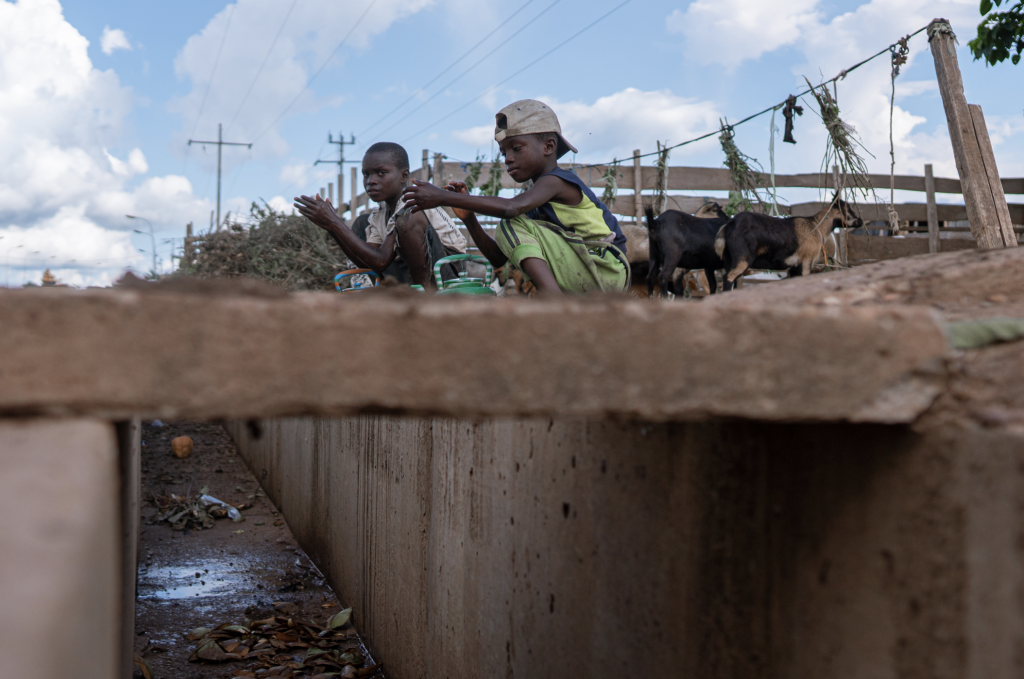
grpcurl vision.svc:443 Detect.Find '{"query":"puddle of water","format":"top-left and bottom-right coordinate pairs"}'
top-left (138, 560), bottom-right (251, 601)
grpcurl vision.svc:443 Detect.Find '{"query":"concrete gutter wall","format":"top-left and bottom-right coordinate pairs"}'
top-left (228, 415), bottom-right (1024, 679)
top-left (0, 418), bottom-right (140, 679)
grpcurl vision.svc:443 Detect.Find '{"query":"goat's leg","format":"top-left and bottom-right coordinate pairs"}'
top-left (704, 267), bottom-right (718, 295)
top-left (659, 250), bottom-right (683, 299)
top-left (648, 261), bottom-right (660, 298)
top-left (723, 260), bottom-right (748, 291)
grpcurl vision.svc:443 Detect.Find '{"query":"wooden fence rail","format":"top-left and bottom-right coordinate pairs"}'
top-left (346, 153), bottom-right (1024, 223)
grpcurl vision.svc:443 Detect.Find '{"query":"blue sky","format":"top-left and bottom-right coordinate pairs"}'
top-left (0, 0), bottom-right (1021, 285)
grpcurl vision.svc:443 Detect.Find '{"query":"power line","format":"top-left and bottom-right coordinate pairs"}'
top-left (357, 0), bottom-right (540, 139)
top-left (373, 0), bottom-right (565, 142)
top-left (400, 0), bottom-right (631, 144)
top-left (252, 0), bottom-right (378, 143)
top-left (184, 4), bottom-right (238, 172)
top-left (576, 24), bottom-right (932, 169)
top-left (225, 0), bottom-right (302, 134)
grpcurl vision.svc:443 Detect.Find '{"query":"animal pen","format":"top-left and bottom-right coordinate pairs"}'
top-left (9, 17), bottom-right (1024, 679)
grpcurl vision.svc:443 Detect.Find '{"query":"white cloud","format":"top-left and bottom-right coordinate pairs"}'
top-left (171, 0), bottom-right (435, 163)
top-left (0, 0), bottom-right (210, 286)
top-left (783, 0), bottom-right (982, 179)
top-left (100, 26), bottom-right (131, 55)
top-left (279, 163), bottom-right (310, 188)
top-left (546, 89), bottom-right (722, 163)
top-left (668, 0), bottom-right (820, 68)
top-left (266, 196), bottom-right (296, 214)
top-left (661, 0), bottom-right (988, 184)
top-left (451, 125), bottom-right (493, 147)
top-left (451, 89), bottom-right (723, 164)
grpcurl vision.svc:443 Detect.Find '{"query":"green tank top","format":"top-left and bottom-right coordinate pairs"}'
top-left (526, 168), bottom-right (625, 252)
top-left (548, 192), bottom-right (614, 242)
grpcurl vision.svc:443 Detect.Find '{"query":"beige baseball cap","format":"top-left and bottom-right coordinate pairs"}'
top-left (494, 99), bottom-right (577, 158)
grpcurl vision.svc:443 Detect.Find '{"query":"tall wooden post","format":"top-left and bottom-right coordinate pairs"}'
top-left (422, 149), bottom-right (430, 182)
top-left (925, 164), bottom-right (939, 253)
top-left (433, 153), bottom-right (445, 188)
top-left (337, 173), bottom-right (344, 211)
top-left (929, 18), bottom-right (1017, 248)
top-left (633, 149), bottom-right (643, 225)
top-left (351, 167), bottom-right (358, 215)
top-left (968, 104), bottom-right (1017, 245)
top-left (184, 222), bottom-right (194, 267)
top-left (327, 182), bottom-right (334, 206)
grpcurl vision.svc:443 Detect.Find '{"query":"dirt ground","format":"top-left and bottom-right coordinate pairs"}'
top-left (133, 421), bottom-right (380, 679)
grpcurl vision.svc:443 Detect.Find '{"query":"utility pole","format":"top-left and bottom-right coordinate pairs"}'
top-left (315, 132), bottom-right (355, 210)
top-left (189, 123), bottom-right (252, 230)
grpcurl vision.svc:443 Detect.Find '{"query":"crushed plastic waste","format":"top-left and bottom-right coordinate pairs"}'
top-left (151, 490), bottom-right (248, 531)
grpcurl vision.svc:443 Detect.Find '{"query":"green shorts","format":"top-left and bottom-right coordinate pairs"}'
top-left (496, 216), bottom-right (630, 293)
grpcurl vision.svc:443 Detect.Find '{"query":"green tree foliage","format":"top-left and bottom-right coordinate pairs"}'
top-left (969, 0), bottom-right (1024, 65)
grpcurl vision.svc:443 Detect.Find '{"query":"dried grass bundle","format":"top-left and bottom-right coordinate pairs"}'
top-left (803, 77), bottom-right (875, 200)
top-left (719, 121), bottom-right (765, 215)
top-left (654, 142), bottom-right (670, 214)
top-left (601, 158), bottom-right (621, 209)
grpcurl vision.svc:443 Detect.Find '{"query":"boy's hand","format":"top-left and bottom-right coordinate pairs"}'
top-left (401, 180), bottom-right (449, 214)
top-left (444, 182), bottom-right (474, 221)
top-left (293, 194), bottom-right (339, 231)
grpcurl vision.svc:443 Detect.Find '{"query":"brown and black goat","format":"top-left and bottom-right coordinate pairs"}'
top-left (646, 205), bottom-right (729, 297)
top-left (713, 195), bottom-right (861, 291)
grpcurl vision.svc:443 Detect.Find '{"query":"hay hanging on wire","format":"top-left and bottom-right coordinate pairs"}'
top-left (719, 120), bottom-right (765, 215)
top-left (887, 36), bottom-right (911, 235)
top-left (463, 154), bottom-right (485, 193)
top-left (181, 201), bottom-right (354, 291)
top-left (803, 76), bottom-right (875, 201)
top-left (481, 155), bottom-right (504, 196)
top-left (654, 142), bottom-right (670, 214)
top-left (601, 158), bottom-right (621, 209)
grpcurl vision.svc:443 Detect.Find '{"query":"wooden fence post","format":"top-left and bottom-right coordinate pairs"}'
top-left (925, 164), bottom-right (939, 253)
top-left (433, 153), bottom-right (445, 188)
top-left (184, 222), bottom-right (194, 266)
top-left (337, 173), bottom-right (344, 211)
top-left (327, 182), bottom-right (334, 206)
top-left (633, 149), bottom-right (643, 225)
top-left (968, 104), bottom-right (1017, 246)
top-left (929, 18), bottom-right (1016, 248)
top-left (422, 149), bottom-right (430, 181)
top-left (351, 167), bottom-right (358, 215)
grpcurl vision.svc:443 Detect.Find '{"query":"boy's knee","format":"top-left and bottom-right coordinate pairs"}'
top-left (394, 214), bottom-right (424, 236)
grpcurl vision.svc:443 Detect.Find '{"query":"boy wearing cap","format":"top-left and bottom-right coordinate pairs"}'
top-left (401, 100), bottom-right (628, 295)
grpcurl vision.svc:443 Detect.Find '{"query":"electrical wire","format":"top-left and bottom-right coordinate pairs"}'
top-left (357, 0), bottom-right (540, 139)
top-left (576, 24), bottom-right (931, 169)
top-left (184, 3), bottom-right (238, 173)
top-left (372, 0), bottom-right (565, 142)
top-left (225, 0), bottom-right (302, 134)
top-left (252, 0), bottom-right (378, 142)
top-left (400, 0), bottom-right (631, 144)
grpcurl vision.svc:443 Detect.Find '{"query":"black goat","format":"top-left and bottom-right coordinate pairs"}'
top-left (646, 206), bottom-right (728, 297)
top-left (714, 195), bottom-right (862, 291)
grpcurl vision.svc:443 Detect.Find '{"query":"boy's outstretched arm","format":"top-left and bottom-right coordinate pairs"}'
top-left (294, 194), bottom-right (398, 272)
top-left (443, 182), bottom-right (507, 268)
top-left (403, 176), bottom-right (573, 221)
